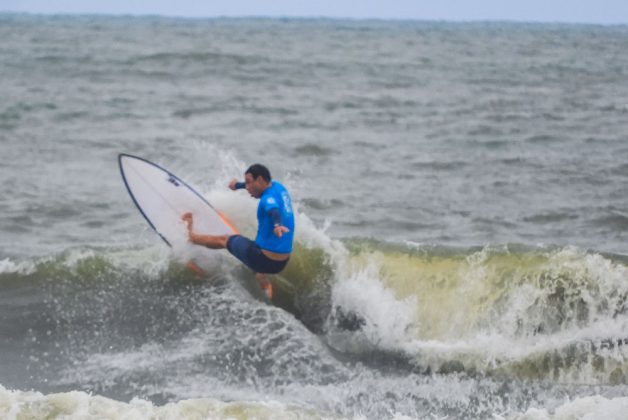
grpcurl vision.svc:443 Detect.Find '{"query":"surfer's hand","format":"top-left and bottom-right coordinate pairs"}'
top-left (228, 179), bottom-right (239, 190)
top-left (273, 225), bottom-right (289, 238)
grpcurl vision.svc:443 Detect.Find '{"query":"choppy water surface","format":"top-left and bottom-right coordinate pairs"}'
top-left (1, 14), bottom-right (628, 419)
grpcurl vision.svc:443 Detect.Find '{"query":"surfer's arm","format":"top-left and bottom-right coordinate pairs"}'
top-left (268, 207), bottom-right (289, 237)
top-left (228, 179), bottom-right (246, 190)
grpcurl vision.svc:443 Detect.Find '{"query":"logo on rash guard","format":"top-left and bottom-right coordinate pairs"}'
top-left (281, 191), bottom-right (292, 214)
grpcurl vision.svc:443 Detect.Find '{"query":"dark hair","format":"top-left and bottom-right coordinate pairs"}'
top-left (245, 163), bottom-right (271, 182)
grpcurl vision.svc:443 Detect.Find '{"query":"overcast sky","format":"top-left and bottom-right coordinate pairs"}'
top-left (2, 0), bottom-right (628, 24)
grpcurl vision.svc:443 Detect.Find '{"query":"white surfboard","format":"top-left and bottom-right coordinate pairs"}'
top-left (118, 154), bottom-right (237, 263)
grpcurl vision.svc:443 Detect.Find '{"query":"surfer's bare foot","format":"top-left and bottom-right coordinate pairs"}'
top-left (255, 273), bottom-right (273, 300)
top-left (181, 212), bottom-right (193, 234)
top-left (181, 212), bottom-right (200, 244)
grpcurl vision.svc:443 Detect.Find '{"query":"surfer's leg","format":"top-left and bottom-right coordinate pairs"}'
top-left (225, 235), bottom-right (281, 300)
top-left (189, 234), bottom-right (230, 249)
top-left (182, 213), bottom-right (230, 249)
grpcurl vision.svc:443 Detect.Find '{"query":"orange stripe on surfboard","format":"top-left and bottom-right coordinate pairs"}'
top-left (215, 209), bottom-right (239, 235)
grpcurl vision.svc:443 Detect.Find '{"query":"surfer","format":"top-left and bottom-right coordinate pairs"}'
top-left (182, 164), bottom-right (294, 300)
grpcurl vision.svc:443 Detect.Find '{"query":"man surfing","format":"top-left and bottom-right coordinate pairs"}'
top-left (182, 164), bottom-right (294, 300)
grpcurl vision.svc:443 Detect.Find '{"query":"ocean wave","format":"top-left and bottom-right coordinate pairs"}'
top-left (2, 239), bottom-right (628, 386)
top-left (325, 243), bottom-right (628, 384)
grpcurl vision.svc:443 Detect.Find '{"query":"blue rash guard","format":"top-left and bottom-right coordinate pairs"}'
top-left (255, 181), bottom-right (295, 253)
top-left (226, 180), bottom-right (295, 274)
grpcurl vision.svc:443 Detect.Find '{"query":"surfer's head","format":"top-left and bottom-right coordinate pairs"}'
top-left (244, 164), bottom-right (272, 198)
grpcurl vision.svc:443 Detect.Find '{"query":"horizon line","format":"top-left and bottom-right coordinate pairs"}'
top-left (1, 10), bottom-right (627, 27)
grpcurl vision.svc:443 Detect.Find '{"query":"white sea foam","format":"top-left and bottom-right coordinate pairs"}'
top-left (0, 257), bottom-right (36, 275)
top-left (0, 384), bottom-right (334, 420)
top-left (505, 395), bottom-right (628, 420)
top-left (331, 261), bottom-right (418, 350)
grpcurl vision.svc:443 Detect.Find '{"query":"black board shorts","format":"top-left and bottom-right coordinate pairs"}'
top-left (226, 235), bottom-right (289, 274)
